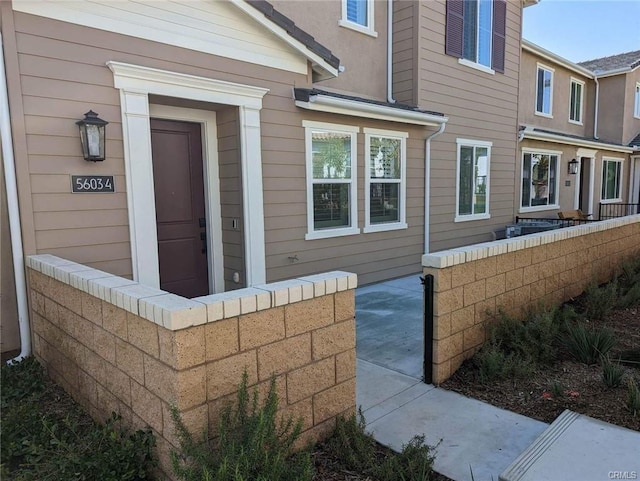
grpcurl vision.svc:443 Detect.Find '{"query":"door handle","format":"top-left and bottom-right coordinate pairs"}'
top-left (200, 232), bottom-right (207, 254)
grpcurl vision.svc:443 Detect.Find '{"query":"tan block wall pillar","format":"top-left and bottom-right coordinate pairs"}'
top-left (424, 216), bottom-right (640, 384)
top-left (26, 255), bottom-right (357, 480)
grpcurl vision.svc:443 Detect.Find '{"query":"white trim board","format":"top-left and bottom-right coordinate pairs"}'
top-left (108, 61), bottom-right (268, 289)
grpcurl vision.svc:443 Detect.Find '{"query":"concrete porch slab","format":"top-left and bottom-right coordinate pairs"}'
top-left (500, 410), bottom-right (640, 481)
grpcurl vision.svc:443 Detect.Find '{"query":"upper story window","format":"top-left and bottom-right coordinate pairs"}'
top-left (339, 0), bottom-right (377, 37)
top-left (521, 150), bottom-right (560, 211)
top-left (601, 158), bottom-right (623, 203)
top-left (364, 128), bottom-right (408, 233)
top-left (569, 78), bottom-right (584, 124)
top-left (535, 64), bottom-right (554, 117)
top-left (303, 121), bottom-right (360, 240)
top-left (635, 83), bottom-right (640, 119)
top-left (456, 139), bottom-right (492, 221)
top-left (445, 0), bottom-right (507, 74)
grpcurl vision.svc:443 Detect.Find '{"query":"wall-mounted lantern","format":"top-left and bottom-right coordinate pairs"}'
top-left (568, 158), bottom-right (579, 175)
top-left (76, 111), bottom-right (108, 161)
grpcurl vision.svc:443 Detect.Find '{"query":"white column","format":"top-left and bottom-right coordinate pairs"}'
top-left (239, 105), bottom-right (266, 286)
top-left (119, 90), bottom-right (160, 288)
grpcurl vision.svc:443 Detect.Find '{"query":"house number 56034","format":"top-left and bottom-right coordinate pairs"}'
top-left (71, 175), bottom-right (115, 193)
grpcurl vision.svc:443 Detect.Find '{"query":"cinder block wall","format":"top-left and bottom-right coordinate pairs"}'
top-left (27, 255), bottom-right (357, 480)
top-left (423, 215), bottom-right (640, 384)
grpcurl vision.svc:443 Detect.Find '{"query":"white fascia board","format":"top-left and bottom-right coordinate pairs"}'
top-left (295, 96), bottom-right (448, 127)
top-left (229, 0), bottom-right (339, 80)
top-left (523, 130), bottom-right (633, 154)
top-left (522, 40), bottom-right (594, 79)
top-left (593, 65), bottom-right (636, 78)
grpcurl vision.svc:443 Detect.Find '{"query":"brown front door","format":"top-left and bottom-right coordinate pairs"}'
top-left (150, 119), bottom-right (209, 298)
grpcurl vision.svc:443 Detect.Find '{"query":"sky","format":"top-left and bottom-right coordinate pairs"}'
top-left (523, 0), bottom-right (640, 64)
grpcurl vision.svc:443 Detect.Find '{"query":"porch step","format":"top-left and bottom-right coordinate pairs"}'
top-left (499, 410), bottom-right (640, 481)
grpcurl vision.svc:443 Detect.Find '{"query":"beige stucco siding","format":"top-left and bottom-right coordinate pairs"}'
top-left (271, 0), bottom-right (388, 100)
top-left (519, 50), bottom-right (595, 137)
top-left (623, 70), bottom-right (640, 146)
top-left (597, 75), bottom-right (627, 144)
top-left (415, 0), bottom-right (522, 251)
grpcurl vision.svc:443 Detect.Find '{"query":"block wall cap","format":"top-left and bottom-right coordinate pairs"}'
top-left (422, 214), bottom-right (640, 269)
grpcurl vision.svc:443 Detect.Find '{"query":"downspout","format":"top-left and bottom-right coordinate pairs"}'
top-left (593, 75), bottom-right (599, 139)
top-left (424, 123), bottom-right (446, 254)
top-left (387, 0), bottom-right (396, 104)
top-left (0, 32), bottom-right (31, 363)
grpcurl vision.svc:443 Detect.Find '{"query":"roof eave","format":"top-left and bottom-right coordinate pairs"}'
top-left (295, 95), bottom-right (448, 127)
top-left (522, 40), bottom-right (594, 78)
top-left (522, 0), bottom-right (539, 8)
top-left (593, 65), bottom-right (637, 78)
top-left (522, 130), bottom-right (634, 154)
top-left (230, 0), bottom-right (339, 80)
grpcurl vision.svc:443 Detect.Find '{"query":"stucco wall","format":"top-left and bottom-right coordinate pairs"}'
top-left (423, 215), bottom-right (640, 384)
top-left (27, 255), bottom-right (356, 480)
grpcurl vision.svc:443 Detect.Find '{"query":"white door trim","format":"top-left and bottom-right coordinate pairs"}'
top-left (108, 61), bottom-right (269, 288)
top-left (630, 156), bottom-right (640, 205)
top-left (149, 105), bottom-right (224, 294)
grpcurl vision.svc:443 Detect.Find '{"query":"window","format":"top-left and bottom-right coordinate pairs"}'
top-left (304, 121), bottom-right (359, 240)
top-left (445, 0), bottom-right (506, 74)
top-left (364, 129), bottom-right (408, 232)
top-left (536, 64), bottom-right (554, 116)
top-left (456, 139), bottom-right (491, 221)
top-left (601, 158), bottom-right (623, 202)
top-left (635, 83), bottom-right (640, 119)
top-left (569, 78), bottom-right (584, 124)
top-left (521, 151), bottom-right (560, 210)
top-left (340, 0), bottom-right (376, 36)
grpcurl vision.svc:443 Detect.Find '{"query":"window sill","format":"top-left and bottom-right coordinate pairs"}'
top-left (519, 204), bottom-right (560, 214)
top-left (338, 20), bottom-right (378, 37)
top-left (305, 226), bottom-right (360, 240)
top-left (458, 58), bottom-right (495, 75)
top-left (363, 222), bottom-right (408, 234)
top-left (535, 111), bottom-right (553, 119)
top-left (568, 119), bottom-right (583, 126)
top-left (454, 213), bottom-right (490, 223)
top-left (600, 198), bottom-right (623, 204)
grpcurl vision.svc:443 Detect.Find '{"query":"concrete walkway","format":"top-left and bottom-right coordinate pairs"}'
top-left (355, 276), bottom-right (640, 481)
top-left (357, 360), bottom-right (548, 481)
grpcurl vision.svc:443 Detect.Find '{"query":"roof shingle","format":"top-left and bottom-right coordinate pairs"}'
top-left (578, 50), bottom-right (640, 73)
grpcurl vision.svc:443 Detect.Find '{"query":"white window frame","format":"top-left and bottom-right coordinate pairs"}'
top-left (339, 0), bottom-right (377, 37)
top-left (635, 82), bottom-right (640, 119)
top-left (303, 120), bottom-right (360, 240)
top-left (455, 138), bottom-right (492, 222)
top-left (569, 77), bottom-right (585, 125)
top-left (458, 0), bottom-right (495, 75)
top-left (601, 157), bottom-right (624, 204)
top-left (363, 128), bottom-right (408, 233)
top-left (535, 63), bottom-right (554, 118)
top-left (519, 148), bottom-right (562, 213)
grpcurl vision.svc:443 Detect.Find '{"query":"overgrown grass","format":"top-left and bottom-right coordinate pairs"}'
top-left (0, 357), bottom-right (156, 481)
top-left (171, 372), bottom-right (313, 481)
top-left (626, 378), bottom-right (640, 416)
top-left (601, 357), bottom-right (625, 388)
top-left (583, 280), bottom-right (619, 320)
top-left (326, 409), bottom-right (436, 481)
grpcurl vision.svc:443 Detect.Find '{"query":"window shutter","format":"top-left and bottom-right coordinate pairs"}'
top-left (445, 0), bottom-right (464, 58)
top-left (491, 0), bottom-right (507, 73)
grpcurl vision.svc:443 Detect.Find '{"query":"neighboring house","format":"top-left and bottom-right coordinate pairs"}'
top-left (518, 41), bottom-right (639, 219)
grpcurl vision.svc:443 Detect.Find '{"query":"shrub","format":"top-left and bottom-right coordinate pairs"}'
top-left (171, 372), bottom-right (313, 481)
top-left (626, 378), bottom-right (640, 416)
top-left (583, 280), bottom-right (618, 320)
top-left (1, 357), bottom-right (156, 481)
top-left (473, 342), bottom-right (534, 383)
top-left (564, 322), bottom-right (616, 365)
top-left (601, 357), bottom-right (625, 388)
top-left (488, 308), bottom-right (561, 366)
top-left (326, 410), bottom-right (436, 481)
